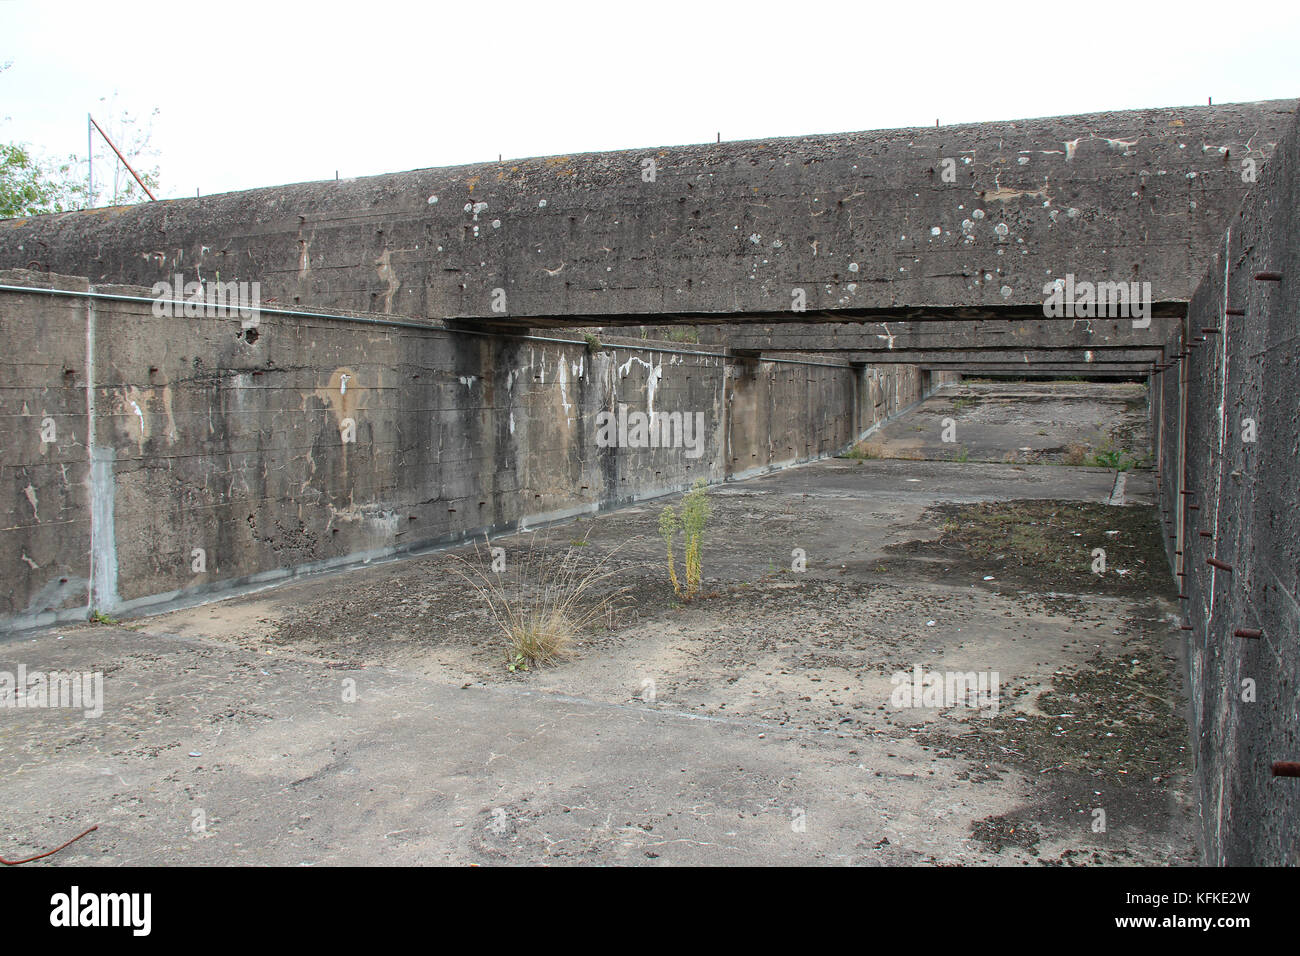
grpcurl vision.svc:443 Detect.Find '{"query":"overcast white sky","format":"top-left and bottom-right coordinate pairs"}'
top-left (2, 0), bottom-right (1298, 201)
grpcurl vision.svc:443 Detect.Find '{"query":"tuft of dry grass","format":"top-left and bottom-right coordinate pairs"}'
top-left (448, 531), bottom-right (637, 671)
top-left (1063, 443), bottom-right (1089, 466)
top-left (842, 442), bottom-right (883, 460)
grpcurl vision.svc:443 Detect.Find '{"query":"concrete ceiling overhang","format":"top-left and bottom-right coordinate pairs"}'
top-left (2, 100), bottom-right (1293, 331)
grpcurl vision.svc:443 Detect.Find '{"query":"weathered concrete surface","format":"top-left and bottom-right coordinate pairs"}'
top-left (818, 348), bottom-right (1160, 365)
top-left (853, 381), bottom-right (1151, 468)
top-left (924, 364), bottom-right (1149, 375)
top-left (1, 102), bottom-right (1293, 325)
top-left (1, 413), bottom-right (1194, 866)
top-left (1152, 103), bottom-right (1300, 866)
top-left (0, 270), bottom-right (934, 632)
top-left (722, 318), bottom-right (1180, 352)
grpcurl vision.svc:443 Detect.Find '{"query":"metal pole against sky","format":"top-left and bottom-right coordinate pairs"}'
top-left (86, 113), bottom-right (93, 206)
top-left (87, 114), bottom-right (155, 202)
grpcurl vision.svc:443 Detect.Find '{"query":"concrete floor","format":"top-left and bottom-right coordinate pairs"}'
top-left (857, 380), bottom-right (1150, 467)
top-left (1, 383), bottom-right (1196, 866)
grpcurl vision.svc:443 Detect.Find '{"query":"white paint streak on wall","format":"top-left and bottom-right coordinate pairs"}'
top-left (558, 360), bottom-right (572, 420)
top-left (617, 355), bottom-right (654, 377)
top-left (646, 360), bottom-right (662, 420)
top-left (611, 353), bottom-right (665, 422)
top-left (129, 399), bottom-right (146, 447)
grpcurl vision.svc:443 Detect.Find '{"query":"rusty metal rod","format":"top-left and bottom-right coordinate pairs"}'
top-left (1207, 557), bottom-right (1233, 572)
top-left (1234, 628), bottom-right (1263, 639)
top-left (88, 114), bottom-right (156, 201)
top-left (1272, 762), bottom-right (1300, 777)
top-left (1254, 271), bottom-right (1283, 282)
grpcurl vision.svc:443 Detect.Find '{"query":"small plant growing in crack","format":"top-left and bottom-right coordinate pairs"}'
top-left (1091, 447), bottom-right (1134, 471)
top-left (659, 479), bottom-right (710, 599)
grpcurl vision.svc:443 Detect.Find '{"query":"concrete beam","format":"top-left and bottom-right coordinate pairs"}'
top-left (927, 363), bottom-right (1151, 376)
top-left (829, 347), bottom-right (1161, 364)
top-left (717, 317), bottom-right (1180, 351)
top-left (539, 303), bottom-right (1190, 327)
top-left (945, 370), bottom-right (1150, 379)
top-left (1, 101), bottom-right (1292, 326)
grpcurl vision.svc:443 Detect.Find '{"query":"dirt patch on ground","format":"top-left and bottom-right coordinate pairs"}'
top-left (920, 642), bottom-right (1189, 782)
top-left (225, 528), bottom-right (678, 686)
top-left (879, 499), bottom-right (1175, 597)
top-left (918, 634), bottom-right (1193, 864)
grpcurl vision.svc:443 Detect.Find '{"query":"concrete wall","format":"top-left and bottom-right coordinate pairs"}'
top-left (0, 270), bottom-right (933, 631)
top-left (1152, 107), bottom-right (1299, 865)
top-left (1, 102), bottom-right (1293, 323)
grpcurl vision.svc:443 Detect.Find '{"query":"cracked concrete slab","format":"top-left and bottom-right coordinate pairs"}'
top-left (1, 385), bottom-right (1193, 866)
